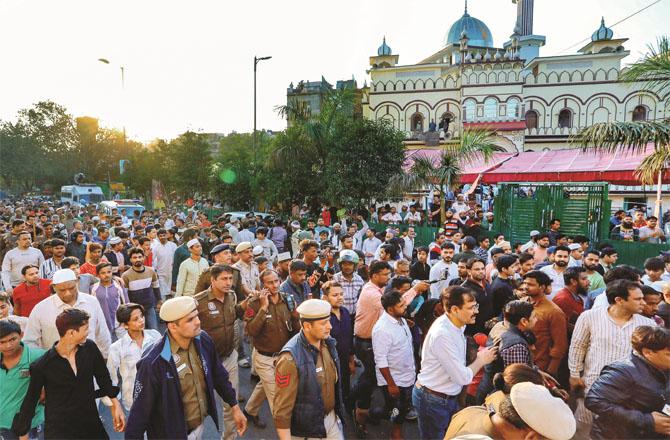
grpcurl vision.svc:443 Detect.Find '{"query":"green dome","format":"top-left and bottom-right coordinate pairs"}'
top-left (446, 10), bottom-right (494, 48)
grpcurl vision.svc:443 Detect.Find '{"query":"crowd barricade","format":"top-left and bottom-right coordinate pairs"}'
top-left (598, 240), bottom-right (670, 269)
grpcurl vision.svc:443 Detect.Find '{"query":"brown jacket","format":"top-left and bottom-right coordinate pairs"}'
top-left (195, 288), bottom-right (244, 358)
top-left (244, 293), bottom-right (299, 354)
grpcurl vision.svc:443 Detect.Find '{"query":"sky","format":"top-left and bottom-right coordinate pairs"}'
top-left (0, 0), bottom-right (668, 142)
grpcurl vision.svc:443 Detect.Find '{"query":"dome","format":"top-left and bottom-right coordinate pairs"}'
top-left (377, 36), bottom-right (392, 56)
top-left (591, 17), bottom-right (613, 41)
top-left (446, 9), bottom-right (494, 48)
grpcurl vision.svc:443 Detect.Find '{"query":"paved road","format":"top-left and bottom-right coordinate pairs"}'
top-left (101, 341), bottom-right (421, 439)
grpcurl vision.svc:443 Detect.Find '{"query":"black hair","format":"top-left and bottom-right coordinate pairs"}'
top-left (554, 245), bottom-right (571, 255)
top-left (289, 260), bottom-right (308, 272)
top-left (381, 289), bottom-right (403, 311)
top-left (584, 249), bottom-right (600, 259)
top-left (61, 256), bottom-right (80, 269)
top-left (369, 261), bottom-right (392, 276)
top-left (606, 279), bottom-right (641, 305)
top-left (0, 320), bottom-right (21, 339)
top-left (523, 270), bottom-right (552, 287)
top-left (20, 264), bottom-right (39, 275)
top-left (390, 276), bottom-right (412, 290)
top-left (440, 242), bottom-right (455, 250)
top-left (127, 246), bottom-right (145, 258)
top-left (96, 262), bottom-right (113, 275)
top-left (210, 264), bottom-right (234, 279)
top-left (603, 264), bottom-right (641, 283)
top-left (116, 303), bottom-right (145, 324)
top-left (465, 257), bottom-right (485, 269)
top-left (441, 286), bottom-right (476, 310)
top-left (503, 300), bottom-right (534, 325)
top-left (518, 252), bottom-right (534, 264)
top-left (496, 254), bottom-right (518, 271)
top-left (51, 238), bottom-right (66, 247)
top-left (563, 266), bottom-right (586, 285)
top-left (645, 257), bottom-right (665, 272)
top-left (55, 308), bottom-right (90, 337)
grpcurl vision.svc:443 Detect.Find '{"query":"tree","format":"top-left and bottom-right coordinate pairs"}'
top-left (326, 118), bottom-right (406, 207)
top-left (169, 131), bottom-right (213, 198)
top-left (389, 129), bottom-right (503, 223)
top-left (577, 36), bottom-right (670, 214)
top-left (212, 132), bottom-right (257, 209)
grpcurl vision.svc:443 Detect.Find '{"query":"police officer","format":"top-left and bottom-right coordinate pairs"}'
top-left (195, 264), bottom-right (251, 440)
top-left (242, 269), bottom-right (299, 429)
top-left (125, 296), bottom-right (247, 440)
top-left (194, 244), bottom-right (248, 298)
top-left (273, 299), bottom-right (346, 440)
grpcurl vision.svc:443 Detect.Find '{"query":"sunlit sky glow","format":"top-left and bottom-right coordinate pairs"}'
top-left (0, 0), bottom-right (667, 142)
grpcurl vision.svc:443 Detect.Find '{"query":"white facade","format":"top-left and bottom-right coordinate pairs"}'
top-left (362, 2), bottom-right (668, 152)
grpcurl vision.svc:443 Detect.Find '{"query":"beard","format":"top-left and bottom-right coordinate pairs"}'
top-left (622, 222), bottom-right (634, 228)
top-left (555, 260), bottom-right (568, 268)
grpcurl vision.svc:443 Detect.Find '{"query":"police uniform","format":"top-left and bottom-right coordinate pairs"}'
top-left (243, 291), bottom-right (299, 418)
top-left (194, 287), bottom-right (244, 440)
top-left (272, 300), bottom-right (345, 440)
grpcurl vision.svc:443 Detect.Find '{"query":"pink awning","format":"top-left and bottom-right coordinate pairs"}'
top-left (480, 147), bottom-right (664, 185)
top-left (403, 149), bottom-right (516, 183)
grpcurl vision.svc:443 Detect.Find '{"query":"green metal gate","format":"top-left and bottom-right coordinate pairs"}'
top-left (493, 182), bottom-right (610, 244)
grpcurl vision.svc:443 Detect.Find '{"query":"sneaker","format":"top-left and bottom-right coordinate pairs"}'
top-left (238, 358), bottom-right (251, 368)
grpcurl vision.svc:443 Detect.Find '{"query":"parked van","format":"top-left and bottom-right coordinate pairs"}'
top-left (60, 184), bottom-right (104, 207)
top-left (99, 200), bottom-right (146, 218)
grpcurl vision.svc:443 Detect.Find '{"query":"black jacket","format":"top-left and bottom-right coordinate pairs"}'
top-left (586, 353), bottom-right (670, 439)
top-left (462, 279), bottom-right (493, 336)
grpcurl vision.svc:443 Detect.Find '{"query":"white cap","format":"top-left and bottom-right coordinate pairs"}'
top-left (290, 221), bottom-right (301, 229)
top-left (568, 243), bottom-right (581, 251)
top-left (530, 230), bottom-right (540, 237)
top-left (52, 269), bottom-right (77, 284)
top-left (187, 238), bottom-right (200, 248)
top-left (510, 382), bottom-right (576, 440)
top-left (109, 237), bottom-right (122, 245)
top-left (277, 252), bottom-right (291, 262)
top-left (252, 245), bottom-right (264, 256)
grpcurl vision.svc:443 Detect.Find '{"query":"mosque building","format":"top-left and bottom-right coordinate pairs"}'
top-left (361, 0), bottom-right (669, 152)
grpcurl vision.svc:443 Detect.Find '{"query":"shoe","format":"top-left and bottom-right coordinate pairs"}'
top-left (237, 395), bottom-right (246, 403)
top-left (250, 373), bottom-right (260, 382)
top-left (243, 408), bottom-right (266, 429)
top-left (238, 358), bottom-right (251, 368)
top-left (406, 407), bottom-right (418, 421)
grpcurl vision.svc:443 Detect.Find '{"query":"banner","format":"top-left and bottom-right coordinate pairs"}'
top-left (152, 179), bottom-right (166, 209)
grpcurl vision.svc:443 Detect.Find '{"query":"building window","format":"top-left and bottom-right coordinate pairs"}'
top-left (463, 100), bottom-right (476, 122)
top-left (558, 109), bottom-right (572, 128)
top-left (411, 113), bottom-right (424, 132)
top-left (525, 110), bottom-right (538, 129)
top-left (484, 98), bottom-right (497, 119)
top-left (633, 105), bottom-right (647, 121)
top-left (507, 98), bottom-right (520, 119)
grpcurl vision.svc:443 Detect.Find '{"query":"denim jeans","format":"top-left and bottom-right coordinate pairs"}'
top-left (145, 306), bottom-right (158, 330)
top-left (0, 426), bottom-right (40, 440)
top-left (412, 385), bottom-right (459, 440)
top-left (352, 337), bottom-right (376, 410)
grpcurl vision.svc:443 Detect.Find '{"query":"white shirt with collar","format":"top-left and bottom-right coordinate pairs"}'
top-left (372, 312), bottom-right (415, 387)
top-left (429, 260), bottom-right (458, 299)
top-left (151, 240), bottom-right (178, 277)
top-left (416, 314), bottom-right (472, 396)
top-left (107, 329), bottom-right (162, 411)
top-left (23, 292), bottom-right (112, 358)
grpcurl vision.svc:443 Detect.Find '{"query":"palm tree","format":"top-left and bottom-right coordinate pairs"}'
top-left (577, 37), bottom-right (670, 213)
top-left (389, 129), bottom-right (504, 223)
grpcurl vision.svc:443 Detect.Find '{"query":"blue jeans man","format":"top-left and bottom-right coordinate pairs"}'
top-left (412, 385), bottom-right (459, 440)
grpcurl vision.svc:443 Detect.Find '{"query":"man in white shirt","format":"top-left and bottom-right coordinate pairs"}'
top-left (569, 279), bottom-right (654, 437)
top-left (2, 231), bottom-right (44, 293)
top-left (361, 229), bottom-right (382, 266)
top-left (404, 206), bottom-right (422, 225)
top-left (23, 269), bottom-right (111, 357)
top-left (413, 285), bottom-right (497, 440)
top-left (151, 228), bottom-right (178, 299)
top-left (381, 207), bottom-right (403, 225)
top-left (429, 243), bottom-right (458, 299)
top-left (372, 290), bottom-right (416, 439)
top-left (540, 245), bottom-right (570, 299)
top-left (175, 239), bottom-right (209, 297)
top-left (451, 194), bottom-right (469, 215)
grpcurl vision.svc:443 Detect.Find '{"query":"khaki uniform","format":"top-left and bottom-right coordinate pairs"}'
top-left (243, 294), bottom-right (299, 416)
top-left (194, 266), bottom-right (246, 301)
top-left (272, 346), bottom-right (338, 429)
top-left (168, 333), bottom-right (208, 432)
top-left (195, 288), bottom-right (243, 440)
top-left (444, 406), bottom-right (496, 439)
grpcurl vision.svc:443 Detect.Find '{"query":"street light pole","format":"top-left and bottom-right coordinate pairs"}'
top-left (98, 58), bottom-right (126, 148)
top-left (253, 55), bottom-right (272, 180)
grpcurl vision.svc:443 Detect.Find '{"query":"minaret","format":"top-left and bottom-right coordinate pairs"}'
top-left (505, 0), bottom-right (544, 63)
top-left (512, 0), bottom-right (534, 36)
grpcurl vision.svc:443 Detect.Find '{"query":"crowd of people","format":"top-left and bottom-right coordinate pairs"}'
top-left (0, 195), bottom-right (669, 440)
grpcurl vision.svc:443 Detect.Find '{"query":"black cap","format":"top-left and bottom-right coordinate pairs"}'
top-left (209, 243), bottom-right (231, 256)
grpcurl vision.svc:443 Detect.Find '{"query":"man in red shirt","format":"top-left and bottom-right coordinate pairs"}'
top-left (552, 266), bottom-right (589, 337)
top-left (11, 264), bottom-right (52, 317)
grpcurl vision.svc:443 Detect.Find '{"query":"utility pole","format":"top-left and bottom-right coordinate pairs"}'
top-left (253, 55), bottom-right (272, 180)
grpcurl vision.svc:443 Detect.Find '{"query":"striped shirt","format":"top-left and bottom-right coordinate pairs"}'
top-left (39, 258), bottom-right (62, 280)
top-left (332, 271), bottom-right (365, 315)
top-left (121, 266), bottom-right (161, 309)
top-left (568, 306), bottom-right (654, 423)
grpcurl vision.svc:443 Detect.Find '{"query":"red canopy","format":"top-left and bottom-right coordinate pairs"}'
top-left (403, 149), bottom-right (516, 182)
top-left (480, 147), bottom-right (664, 185)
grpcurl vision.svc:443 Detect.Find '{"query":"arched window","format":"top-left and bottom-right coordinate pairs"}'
top-left (463, 100), bottom-right (476, 122)
top-left (410, 113), bottom-right (424, 132)
top-left (484, 98), bottom-right (497, 119)
top-left (439, 112), bottom-right (455, 132)
top-left (558, 109), bottom-right (572, 128)
top-left (507, 98), bottom-right (520, 119)
top-left (525, 110), bottom-right (538, 129)
top-left (633, 105), bottom-right (647, 121)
